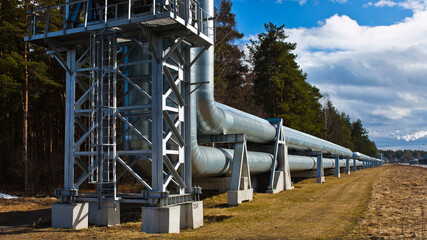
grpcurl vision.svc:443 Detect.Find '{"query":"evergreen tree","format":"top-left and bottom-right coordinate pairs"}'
top-left (322, 96), bottom-right (353, 149)
top-left (214, 0), bottom-right (257, 114)
top-left (351, 119), bottom-right (378, 156)
top-left (249, 23), bottom-right (324, 137)
top-left (0, 0), bottom-right (65, 192)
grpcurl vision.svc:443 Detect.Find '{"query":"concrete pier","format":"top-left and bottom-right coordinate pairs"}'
top-left (142, 201), bottom-right (204, 234)
top-left (52, 203), bottom-right (88, 229)
top-left (180, 201), bottom-right (204, 229)
top-left (89, 201), bottom-right (120, 226)
top-left (334, 156), bottom-right (340, 178)
top-left (228, 177), bottom-right (253, 205)
top-left (316, 154), bottom-right (325, 183)
top-left (142, 206), bottom-right (181, 233)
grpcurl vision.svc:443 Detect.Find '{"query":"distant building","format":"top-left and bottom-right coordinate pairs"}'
top-left (419, 155), bottom-right (427, 165)
top-left (409, 159), bottom-right (418, 165)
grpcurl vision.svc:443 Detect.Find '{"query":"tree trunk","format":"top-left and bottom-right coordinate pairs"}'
top-left (23, 0), bottom-right (30, 192)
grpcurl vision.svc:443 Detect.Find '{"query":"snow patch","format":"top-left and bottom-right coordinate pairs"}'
top-left (0, 193), bottom-right (18, 199)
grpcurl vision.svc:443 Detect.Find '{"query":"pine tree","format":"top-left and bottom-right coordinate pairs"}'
top-left (322, 95), bottom-right (353, 149)
top-left (351, 119), bottom-right (378, 156)
top-left (214, 0), bottom-right (256, 113)
top-left (249, 23), bottom-right (325, 137)
top-left (0, 0), bottom-right (65, 192)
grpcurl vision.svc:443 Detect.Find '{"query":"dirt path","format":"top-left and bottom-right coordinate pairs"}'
top-left (350, 164), bottom-right (427, 239)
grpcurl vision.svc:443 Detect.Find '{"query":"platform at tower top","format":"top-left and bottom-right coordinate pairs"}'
top-left (25, 0), bottom-right (214, 47)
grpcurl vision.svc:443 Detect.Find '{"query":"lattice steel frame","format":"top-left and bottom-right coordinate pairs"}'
top-left (45, 16), bottom-right (212, 208)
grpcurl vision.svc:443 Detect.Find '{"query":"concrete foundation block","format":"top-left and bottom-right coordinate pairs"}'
top-left (335, 168), bottom-right (341, 178)
top-left (142, 205), bottom-right (181, 233)
top-left (240, 177), bottom-right (249, 190)
top-left (227, 188), bottom-right (253, 206)
top-left (52, 203), bottom-right (88, 229)
top-left (266, 171), bottom-right (284, 194)
top-left (89, 201), bottom-right (120, 226)
top-left (180, 201), bottom-right (203, 229)
top-left (316, 176), bottom-right (325, 183)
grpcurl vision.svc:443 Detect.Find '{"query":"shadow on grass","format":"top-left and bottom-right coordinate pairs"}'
top-left (204, 215), bottom-right (232, 224)
top-left (0, 208), bottom-right (52, 236)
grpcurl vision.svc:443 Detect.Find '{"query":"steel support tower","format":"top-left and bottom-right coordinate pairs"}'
top-left (26, 0), bottom-right (213, 232)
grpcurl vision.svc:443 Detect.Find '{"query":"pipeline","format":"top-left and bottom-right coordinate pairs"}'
top-left (124, 0), bottom-right (377, 179)
top-left (189, 0), bottom-right (362, 178)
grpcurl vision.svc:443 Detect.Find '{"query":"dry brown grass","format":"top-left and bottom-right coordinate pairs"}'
top-left (0, 197), bottom-right (57, 213)
top-left (3, 165), bottom-right (421, 239)
top-left (349, 164), bottom-right (427, 239)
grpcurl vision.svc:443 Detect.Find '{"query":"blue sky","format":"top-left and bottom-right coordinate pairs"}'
top-left (231, 0), bottom-right (427, 151)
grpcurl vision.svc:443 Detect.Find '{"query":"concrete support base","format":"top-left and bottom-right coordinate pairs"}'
top-left (52, 203), bottom-right (88, 229)
top-left (316, 176), bottom-right (325, 183)
top-left (227, 188), bottom-right (253, 206)
top-left (89, 201), bottom-right (120, 226)
top-left (142, 205), bottom-right (181, 233)
top-left (335, 168), bottom-right (341, 178)
top-left (228, 176), bottom-right (253, 205)
top-left (266, 171), bottom-right (284, 194)
top-left (180, 201), bottom-right (203, 229)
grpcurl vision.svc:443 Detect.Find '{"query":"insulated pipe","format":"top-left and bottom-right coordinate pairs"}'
top-left (288, 156), bottom-right (362, 171)
top-left (189, 0), bottom-right (355, 177)
top-left (193, 0), bottom-right (353, 153)
top-left (126, 0), bottom-right (367, 178)
top-left (283, 127), bottom-right (353, 157)
top-left (353, 152), bottom-right (381, 162)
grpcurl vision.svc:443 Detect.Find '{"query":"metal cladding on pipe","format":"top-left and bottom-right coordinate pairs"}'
top-left (288, 155), bottom-right (362, 171)
top-left (190, 0), bottom-right (357, 177)
top-left (284, 127), bottom-right (353, 157)
top-left (190, 0), bottom-right (275, 177)
top-left (353, 152), bottom-right (381, 162)
top-left (193, 39), bottom-right (276, 143)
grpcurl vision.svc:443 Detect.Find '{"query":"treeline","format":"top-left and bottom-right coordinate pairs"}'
top-left (379, 150), bottom-right (427, 162)
top-left (213, 0), bottom-right (378, 156)
top-left (0, 0), bottom-right (377, 193)
top-left (0, 0), bottom-right (66, 192)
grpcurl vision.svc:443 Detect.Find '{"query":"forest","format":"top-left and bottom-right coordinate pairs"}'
top-left (0, 0), bottom-right (377, 193)
top-left (379, 149), bottom-right (427, 162)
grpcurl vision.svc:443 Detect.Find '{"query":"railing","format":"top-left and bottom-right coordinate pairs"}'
top-left (26, 0), bottom-right (214, 40)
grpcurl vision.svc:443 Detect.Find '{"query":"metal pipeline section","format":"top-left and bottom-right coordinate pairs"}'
top-left (288, 155), bottom-right (362, 171)
top-left (125, 0), bottom-right (371, 179)
top-left (353, 152), bottom-right (381, 162)
top-left (189, 0), bottom-right (356, 177)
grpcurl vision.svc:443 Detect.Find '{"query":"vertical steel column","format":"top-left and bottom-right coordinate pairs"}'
top-left (334, 156), bottom-right (340, 178)
top-left (353, 157), bottom-right (357, 172)
top-left (345, 157), bottom-right (350, 174)
top-left (316, 152), bottom-right (324, 183)
top-left (184, 45), bottom-right (192, 194)
top-left (64, 49), bottom-right (76, 190)
top-left (151, 35), bottom-right (164, 192)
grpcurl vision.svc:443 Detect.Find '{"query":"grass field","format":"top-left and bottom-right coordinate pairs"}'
top-left (0, 164), bottom-right (425, 239)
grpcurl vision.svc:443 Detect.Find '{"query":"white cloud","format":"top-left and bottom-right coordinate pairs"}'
top-left (275, 0), bottom-right (308, 5)
top-left (283, 8), bottom-right (427, 149)
top-left (399, 130), bottom-right (427, 141)
top-left (363, 2), bottom-right (373, 7)
top-left (375, 0), bottom-right (397, 7)
top-left (367, 0), bottom-right (427, 12)
top-left (373, 107), bottom-right (412, 120)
